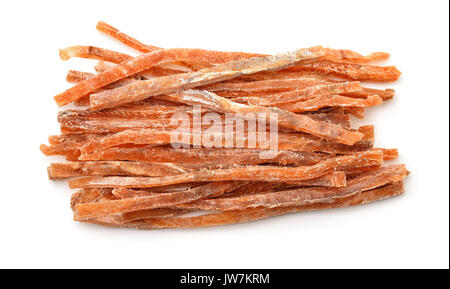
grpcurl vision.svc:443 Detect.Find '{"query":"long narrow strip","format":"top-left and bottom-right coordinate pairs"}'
top-left (88, 49), bottom-right (321, 109)
top-left (274, 94), bottom-right (383, 113)
top-left (47, 161), bottom-right (198, 179)
top-left (74, 181), bottom-right (243, 218)
top-left (82, 182), bottom-right (404, 229)
top-left (59, 112), bottom-right (351, 134)
top-left (80, 125), bottom-right (371, 155)
top-left (70, 150), bottom-right (383, 189)
top-left (174, 165), bottom-right (407, 211)
top-left (245, 81), bottom-right (362, 106)
top-left (162, 90), bottom-right (364, 145)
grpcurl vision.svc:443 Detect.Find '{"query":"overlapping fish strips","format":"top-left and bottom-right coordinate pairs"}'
top-left (41, 21), bottom-right (408, 229)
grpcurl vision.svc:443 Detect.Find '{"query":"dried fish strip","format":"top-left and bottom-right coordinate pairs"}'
top-left (110, 180), bottom-right (240, 200)
top-left (70, 188), bottom-right (112, 210)
top-left (59, 45), bottom-right (132, 64)
top-left (202, 78), bottom-right (329, 94)
top-left (88, 182), bottom-right (404, 229)
top-left (80, 125), bottom-right (371, 155)
top-left (345, 88), bottom-right (395, 101)
top-left (96, 21), bottom-right (160, 53)
top-left (291, 60), bottom-right (401, 82)
top-left (70, 150), bottom-right (383, 189)
top-left (66, 70), bottom-right (95, 83)
top-left (88, 49), bottom-right (322, 110)
top-left (173, 165), bottom-right (407, 211)
top-left (40, 143), bottom-right (82, 160)
top-left (58, 109), bottom-right (351, 134)
top-left (308, 46), bottom-right (390, 64)
top-left (56, 47), bottom-right (297, 106)
top-left (79, 146), bottom-right (332, 165)
top-left (379, 148), bottom-right (399, 160)
top-left (41, 23), bottom-right (407, 230)
top-left (275, 94), bottom-right (383, 113)
top-left (246, 81), bottom-right (363, 106)
top-left (120, 209), bottom-right (190, 223)
top-left (163, 90), bottom-right (364, 145)
top-left (74, 181), bottom-right (243, 218)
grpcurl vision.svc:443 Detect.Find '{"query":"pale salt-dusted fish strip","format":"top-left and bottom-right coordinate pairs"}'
top-left (284, 171), bottom-right (347, 187)
top-left (83, 182), bottom-right (404, 229)
top-left (218, 172), bottom-right (347, 199)
top-left (66, 70), bottom-right (95, 83)
top-left (80, 124), bottom-right (372, 155)
top-left (69, 150), bottom-right (383, 189)
top-left (245, 81), bottom-right (362, 106)
top-left (88, 48), bottom-right (322, 110)
top-left (274, 94), bottom-right (383, 113)
top-left (79, 146), bottom-right (332, 165)
top-left (173, 165), bottom-right (407, 211)
top-left (55, 46), bottom-right (279, 106)
top-left (161, 90), bottom-right (364, 145)
top-left (74, 181), bottom-right (244, 218)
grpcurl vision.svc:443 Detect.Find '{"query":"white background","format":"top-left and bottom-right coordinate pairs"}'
top-left (0, 0), bottom-right (448, 269)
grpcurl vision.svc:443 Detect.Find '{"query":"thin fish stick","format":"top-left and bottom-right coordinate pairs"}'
top-left (246, 81), bottom-right (362, 106)
top-left (81, 182), bottom-right (404, 229)
top-left (88, 48), bottom-right (322, 110)
top-left (174, 165), bottom-right (407, 211)
top-left (162, 90), bottom-right (364, 145)
top-left (74, 181), bottom-right (243, 218)
top-left (69, 150), bottom-right (383, 189)
top-left (79, 146), bottom-right (332, 165)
